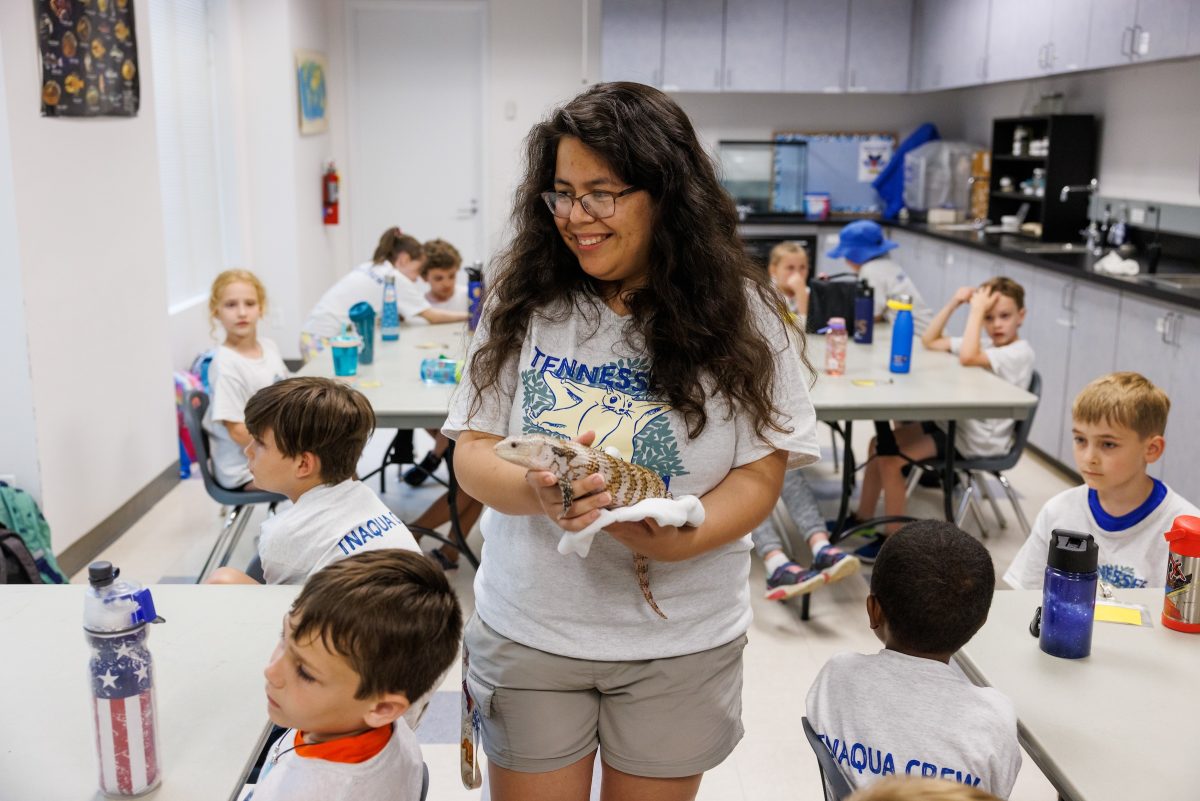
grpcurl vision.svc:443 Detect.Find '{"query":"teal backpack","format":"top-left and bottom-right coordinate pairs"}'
top-left (0, 482), bottom-right (68, 584)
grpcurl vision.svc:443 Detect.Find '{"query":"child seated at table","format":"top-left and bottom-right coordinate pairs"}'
top-left (254, 548), bottom-right (463, 801)
top-left (826, 220), bottom-right (932, 328)
top-left (420, 238), bottom-right (469, 313)
top-left (849, 277), bottom-right (1034, 552)
top-left (768, 240), bottom-right (812, 323)
top-left (203, 270), bottom-right (290, 490)
top-left (1005, 372), bottom-right (1199, 590)
top-left (753, 469), bottom-right (860, 601)
top-left (806, 520), bottom-right (1021, 797)
top-left (207, 377), bottom-right (420, 585)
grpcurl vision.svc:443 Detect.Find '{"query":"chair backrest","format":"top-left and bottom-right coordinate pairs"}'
top-left (802, 716), bottom-right (854, 801)
top-left (957, 369), bottom-right (1042, 472)
top-left (182, 390), bottom-right (284, 507)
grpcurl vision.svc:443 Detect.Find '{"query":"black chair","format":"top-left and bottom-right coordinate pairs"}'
top-left (361, 429), bottom-right (449, 493)
top-left (183, 391), bottom-right (286, 582)
top-left (905, 371), bottom-right (1042, 536)
top-left (802, 716), bottom-right (854, 801)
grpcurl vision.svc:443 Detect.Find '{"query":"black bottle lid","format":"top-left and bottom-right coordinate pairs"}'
top-left (1046, 530), bottom-right (1098, 575)
top-left (88, 561), bottom-right (119, 588)
top-left (857, 280), bottom-right (874, 298)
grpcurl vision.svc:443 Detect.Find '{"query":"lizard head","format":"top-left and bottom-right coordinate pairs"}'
top-left (494, 434), bottom-right (573, 470)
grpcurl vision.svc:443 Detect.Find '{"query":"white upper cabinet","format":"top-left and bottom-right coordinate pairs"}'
top-left (723, 0), bottom-right (787, 91)
top-left (783, 0), bottom-right (850, 92)
top-left (1085, 0), bottom-right (1139, 68)
top-left (1190, 0), bottom-right (1200, 52)
top-left (912, 0), bottom-right (990, 90)
top-left (1131, 0), bottom-right (1194, 61)
top-left (986, 0), bottom-right (1051, 82)
top-left (1047, 0), bottom-right (1093, 72)
top-left (662, 0), bottom-right (726, 91)
top-left (846, 0), bottom-right (914, 92)
top-left (600, 0), bottom-right (666, 86)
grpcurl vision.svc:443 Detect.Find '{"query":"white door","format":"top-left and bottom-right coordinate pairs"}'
top-left (349, 2), bottom-right (485, 265)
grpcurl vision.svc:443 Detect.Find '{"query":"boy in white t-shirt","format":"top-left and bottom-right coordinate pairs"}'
top-left (826, 220), bottom-right (933, 330)
top-left (806, 521), bottom-right (1021, 797)
top-left (850, 277), bottom-right (1034, 548)
top-left (1006, 372), bottom-right (1199, 590)
top-left (207, 377), bottom-right (420, 585)
top-left (252, 549), bottom-right (463, 801)
top-left (419, 238), bottom-right (469, 313)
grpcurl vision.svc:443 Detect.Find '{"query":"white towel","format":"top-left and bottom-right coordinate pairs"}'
top-left (557, 495), bottom-right (706, 558)
top-left (1093, 251), bottom-right (1140, 276)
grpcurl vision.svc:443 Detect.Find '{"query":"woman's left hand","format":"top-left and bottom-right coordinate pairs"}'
top-left (605, 518), bottom-right (698, 562)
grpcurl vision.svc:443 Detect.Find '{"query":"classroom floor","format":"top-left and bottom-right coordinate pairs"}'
top-left (77, 426), bottom-right (1073, 801)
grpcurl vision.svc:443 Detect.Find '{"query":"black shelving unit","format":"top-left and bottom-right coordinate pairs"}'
top-left (988, 115), bottom-right (1096, 242)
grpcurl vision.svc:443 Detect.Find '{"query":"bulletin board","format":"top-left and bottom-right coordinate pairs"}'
top-left (774, 132), bottom-right (896, 214)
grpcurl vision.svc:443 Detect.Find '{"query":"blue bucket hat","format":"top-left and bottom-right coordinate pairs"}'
top-left (826, 220), bottom-right (898, 265)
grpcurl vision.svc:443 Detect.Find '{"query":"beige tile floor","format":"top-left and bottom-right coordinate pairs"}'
top-left (76, 427), bottom-right (1074, 801)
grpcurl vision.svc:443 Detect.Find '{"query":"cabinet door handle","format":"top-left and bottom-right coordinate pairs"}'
top-left (1159, 313), bottom-right (1172, 344)
top-left (849, 68), bottom-right (856, 88)
top-left (1170, 312), bottom-right (1183, 345)
top-left (1121, 26), bottom-right (1133, 57)
top-left (1134, 25), bottom-right (1149, 57)
top-left (1038, 44), bottom-right (1047, 69)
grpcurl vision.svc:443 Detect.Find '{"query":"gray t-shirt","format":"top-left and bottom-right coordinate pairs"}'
top-left (443, 291), bottom-right (820, 660)
top-left (806, 649), bottom-right (1021, 797)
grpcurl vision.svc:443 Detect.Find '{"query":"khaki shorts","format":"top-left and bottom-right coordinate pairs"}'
top-left (463, 614), bottom-right (747, 778)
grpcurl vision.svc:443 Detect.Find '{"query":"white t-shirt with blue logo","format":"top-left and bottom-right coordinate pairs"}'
top-left (258, 479), bottom-right (420, 585)
top-left (1004, 481), bottom-right (1198, 590)
top-left (203, 339), bottom-right (289, 488)
top-left (806, 649), bottom-right (1021, 797)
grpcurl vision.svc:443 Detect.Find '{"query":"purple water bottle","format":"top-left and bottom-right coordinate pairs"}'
top-left (84, 562), bottom-right (165, 796)
top-left (853, 281), bottom-right (874, 344)
top-left (1038, 530), bottom-right (1099, 659)
top-left (467, 262), bottom-right (484, 331)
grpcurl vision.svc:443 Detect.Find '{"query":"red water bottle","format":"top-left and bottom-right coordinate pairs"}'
top-left (1163, 515), bottom-right (1200, 633)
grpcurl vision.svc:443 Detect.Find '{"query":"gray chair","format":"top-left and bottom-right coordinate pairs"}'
top-left (802, 716), bottom-right (854, 801)
top-left (906, 371), bottom-right (1042, 536)
top-left (183, 391), bottom-right (286, 582)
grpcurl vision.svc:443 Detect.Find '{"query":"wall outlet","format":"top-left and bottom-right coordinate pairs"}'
top-left (1129, 207), bottom-right (1146, 225)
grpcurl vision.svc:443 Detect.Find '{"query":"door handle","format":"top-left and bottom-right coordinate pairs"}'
top-left (1037, 44), bottom-right (1047, 69)
top-left (1121, 26), bottom-right (1133, 57)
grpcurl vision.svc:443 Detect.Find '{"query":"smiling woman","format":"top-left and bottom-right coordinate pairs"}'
top-left (443, 82), bottom-right (821, 801)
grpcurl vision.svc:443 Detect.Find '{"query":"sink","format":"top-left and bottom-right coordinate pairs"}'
top-left (1135, 273), bottom-right (1200, 290)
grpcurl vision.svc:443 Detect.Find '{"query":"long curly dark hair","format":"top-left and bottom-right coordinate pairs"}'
top-left (469, 82), bottom-right (811, 440)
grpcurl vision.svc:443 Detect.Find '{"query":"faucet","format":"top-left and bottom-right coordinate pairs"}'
top-left (1059, 178), bottom-right (1098, 203)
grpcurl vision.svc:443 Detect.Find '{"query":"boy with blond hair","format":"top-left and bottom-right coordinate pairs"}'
top-left (254, 549), bottom-right (463, 801)
top-left (1005, 372), bottom-right (1199, 589)
top-left (208, 377), bottom-right (420, 585)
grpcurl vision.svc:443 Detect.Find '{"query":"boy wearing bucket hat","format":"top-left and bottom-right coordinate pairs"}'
top-left (826, 220), bottom-right (932, 330)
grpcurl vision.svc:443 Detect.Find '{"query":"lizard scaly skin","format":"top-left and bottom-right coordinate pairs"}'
top-left (494, 433), bottom-right (669, 619)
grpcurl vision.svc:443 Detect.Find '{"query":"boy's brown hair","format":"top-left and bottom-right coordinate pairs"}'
top-left (1072, 371), bottom-right (1170, 439)
top-left (244, 377), bottom-right (375, 483)
top-left (420, 238), bottom-right (462, 279)
top-left (981, 276), bottom-right (1025, 310)
top-left (290, 549), bottom-right (463, 701)
top-left (848, 777), bottom-right (1001, 801)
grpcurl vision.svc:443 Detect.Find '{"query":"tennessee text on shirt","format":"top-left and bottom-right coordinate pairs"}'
top-left (529, 346), bottom-right (650, 395)
top-left (336, 512), bottom-right (406, 556)
top-left (818, 733), bottom-right (986, 787)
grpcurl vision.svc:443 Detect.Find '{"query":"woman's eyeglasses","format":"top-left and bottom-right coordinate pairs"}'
top-left (539, 187), bottom-right (641, 220)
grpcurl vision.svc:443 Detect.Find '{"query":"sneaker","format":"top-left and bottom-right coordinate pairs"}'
top-left (764, 562), bottom-right (825, 601)
top-left (853, 536), bottom-right (886, 565)
top-left (811, 549), bottom-right (862, 585)
top-left (403, 451), bottom-right (443, 487)
top-left (430, 547), bottom-right (459, 571)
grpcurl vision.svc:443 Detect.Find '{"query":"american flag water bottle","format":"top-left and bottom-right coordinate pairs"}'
top-left (84, 562), bottom-right (165, 796)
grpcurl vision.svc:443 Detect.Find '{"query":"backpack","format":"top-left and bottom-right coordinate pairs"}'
top-left (0, 483), bottom-right (68, 584)
top-left (189, 349), bottom-right (216, 394)
top-left (0, 530), bottom-right (41, 584)
top-left (806, 272), bottom-right (860, 334)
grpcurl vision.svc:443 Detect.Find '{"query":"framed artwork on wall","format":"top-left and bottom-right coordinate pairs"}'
top-left (295, 50), bottom-right (328, 135)
top-left (34, 0), bottom-right (140, 118)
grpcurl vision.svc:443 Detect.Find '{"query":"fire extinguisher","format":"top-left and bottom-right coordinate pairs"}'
top-left (323, 162), bottom-right (339, 225)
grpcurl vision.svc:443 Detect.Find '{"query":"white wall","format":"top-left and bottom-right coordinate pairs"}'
top-left (0, 35), bottom-right (41, 501)
top-left (948, 58), bottom-right (1200, 207)
top-left (0, 0), bottom-right (176, 551)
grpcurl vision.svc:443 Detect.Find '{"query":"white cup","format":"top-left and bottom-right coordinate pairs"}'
top-left (1000, 215), bottom-right (1020, 232)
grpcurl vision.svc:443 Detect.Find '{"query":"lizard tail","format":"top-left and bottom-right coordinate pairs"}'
top-left (634, 553), bottom-right (667, 619)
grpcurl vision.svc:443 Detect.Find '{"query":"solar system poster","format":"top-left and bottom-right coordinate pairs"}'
top-left (34, 0), bottom-right (140, 118)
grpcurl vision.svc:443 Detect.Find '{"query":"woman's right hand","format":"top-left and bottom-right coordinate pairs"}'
top-left (524, 430), bottom-right (613, 531)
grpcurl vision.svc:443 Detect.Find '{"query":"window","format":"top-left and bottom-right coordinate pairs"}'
top-left (149, 0), bottom-right (228, 309)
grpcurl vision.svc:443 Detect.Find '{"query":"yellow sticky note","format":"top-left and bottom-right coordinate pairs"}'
top-left (357, 379), bottom-right (382, 389)
top-left (852, 379), bottom-right (877, 387)
top-left (1095, 602), bottom-right (1147, 626)
top-left (417, 341), bottom-right (449, 349)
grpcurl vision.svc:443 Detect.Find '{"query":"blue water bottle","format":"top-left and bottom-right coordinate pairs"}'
top-left (1037, 530), bottom-right (1099, 659)
top-left (467, 262), bottom-right (484, 332)
top-left (381, 276), bottom-right (401, 342)
top-left (348, 302), bottom-right (375, 364)
top-left (853, 281), bottom-right (874, 344)
top-left (888, 294), bottom-right (914, 373)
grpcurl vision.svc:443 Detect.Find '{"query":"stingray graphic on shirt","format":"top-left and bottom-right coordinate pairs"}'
top-left (520, 351), bottom-right (686, 479)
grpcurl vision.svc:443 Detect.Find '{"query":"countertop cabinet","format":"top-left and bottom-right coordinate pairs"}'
top-left (783, 0), bottom-right (850, 92)
top-left (723, 0), bottom-right (787, 91)
top-left (1086, 0), bottom-right (1195, 68)
top-left (845, 0), bottom-right (913, 92)
top-left (1112, 293), bottom-right (1180, 480)
top-left (662, 0), bottom-right (725, 91)
top-left (1048, 0), bottom-right (1093, 73)
top-left (1085, 0), bottom-right (1139, 68)
top-left (1164, 309), bottom-right (1200, 500)
top-left (1055, 281), bottom-right (1121, 463)
top-left (600, 0), bottom-right (666, 86)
